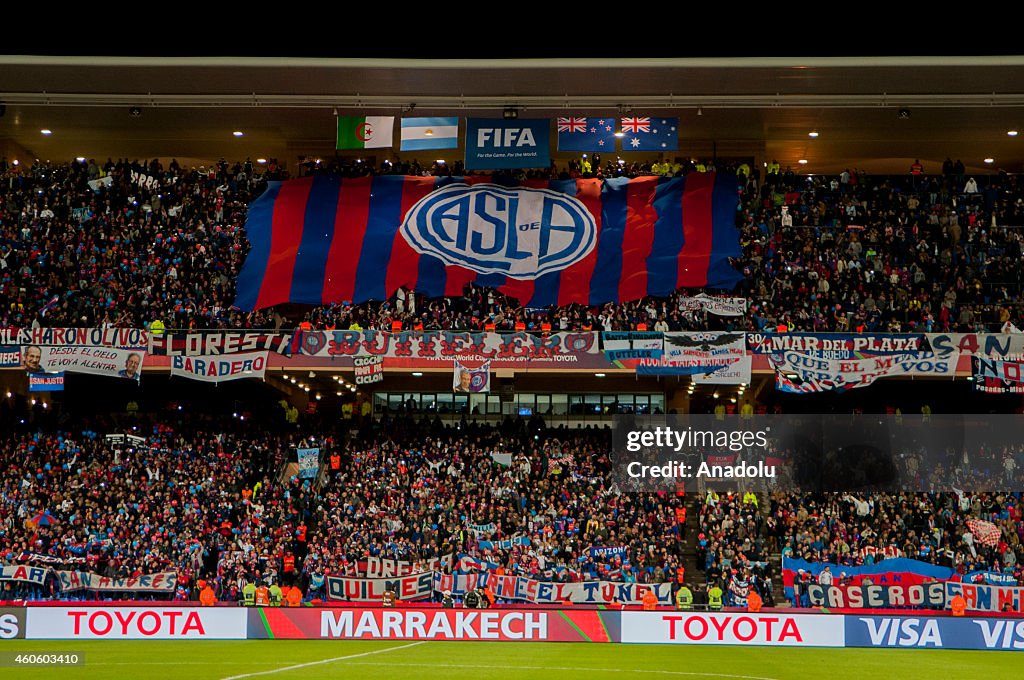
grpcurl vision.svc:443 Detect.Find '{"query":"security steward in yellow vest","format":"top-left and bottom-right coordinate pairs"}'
top-left (242, 581), bottom-right (257, 606)
top-left (269, 582), bottom-right (283, 606)
top-left (708, 583), bottom-right (724, 611)
top-left (675, 583), bottom-right (693, 610)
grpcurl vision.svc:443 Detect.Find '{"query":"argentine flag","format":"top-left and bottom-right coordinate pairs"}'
top-left (400, 117), bottom-right (459, 151)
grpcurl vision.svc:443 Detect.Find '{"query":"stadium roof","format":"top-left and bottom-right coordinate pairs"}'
top-left (2, 55), bottom-right (1024, 173)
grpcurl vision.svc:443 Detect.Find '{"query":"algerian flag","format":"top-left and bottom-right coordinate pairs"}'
top-left (336, 116), bottom-right (395, 150)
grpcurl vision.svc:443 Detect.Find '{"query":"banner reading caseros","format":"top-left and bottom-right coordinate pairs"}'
top-left (783, 558), bottom-right (956, 599)
top-left (435, 572), bottom-right (673, 605)
top-left (973, 357), bottom-right (1024, 393)
top-left (297, 448), bottom-right (319, 479)
top-left (298, 330), bottom-right (603, 368)
top-left (807, 583), bottom-right (947, 609)
top-left (24, 346), bottom-right (143, 382)
top-left (602, 332), bottom-right (663, 364)
top-left (233, 174), bottom-right (742, 311)
top-left (327, 571), bottom-right (434, 602)
top-left (454, 360), bottom-right (490, 393)
top-left (56, 570), bottom-right (177, 592)
top-left (945, 582), bottom-right (1024, 613)
top-left (464, 118), bottom-right (550, 170)
top-left (29, 372), bottom-right (65, 391)
top-left (635, 332), bottom-right (746, 376)
top-left (149, 331), bottom-right (292, 357)
top-left (170, 351), bottom-right (268, 383)
top-left (0, 565), bottom-right (48, 586)
top-left (353, 356), bottom-right (383, 384)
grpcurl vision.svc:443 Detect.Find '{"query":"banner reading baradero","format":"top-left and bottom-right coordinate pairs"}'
top-left (170, 351), bottom-right (268, 383)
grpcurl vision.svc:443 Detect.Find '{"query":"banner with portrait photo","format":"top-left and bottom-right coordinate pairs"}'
top-left (453, 360), bottom-right (490, 393)
top-left (22, 345), bottom-right (144, 382)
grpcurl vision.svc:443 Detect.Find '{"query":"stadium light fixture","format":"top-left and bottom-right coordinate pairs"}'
top-left (808, 131), bottom-right (819, 138)
top-left (984, 158), bottom-right (995, 164)
top-left (40, 129), bottom-right (52, 135)
top-left (336, 391), bottom-right (343, 396)
top-left (303, 387), bottom-right (310, 392)
top-left (233, 131), bottom-right (243, 137)
top-left (595, 373), bottom-right (606, 378)
top-left (315, 394), bottom-right (322, 401)
top-left (412, 372), bottom-right (423, 377)
top-left (256, 158), bottom-right (267, 164)
top-left (712, 392), bottom-right (720, 399)
top-left (12, 160), bottom-right (18, 166)
top-left (4, 391), bottom-right (10, 398)
top-left (798, 159), bottom-right (808, 165)
top-left (1009, 130), bottom-right (1018, 136)
top-left (76, 156), bottom-right (85, 162)
top-left (503, 106), bottom-right (519, 120)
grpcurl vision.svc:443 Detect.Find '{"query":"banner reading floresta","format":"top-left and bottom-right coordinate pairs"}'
top-left (170, 351), bottom-right (268, 383)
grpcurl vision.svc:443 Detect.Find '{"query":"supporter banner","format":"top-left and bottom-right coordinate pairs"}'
top-left (927, 333), bottom-right (1024, 360)
top-left (973, 357), bottom-right (1024, 393)
top-left (169, 351), bottom-right (268, 383)
top-left (783, 558), bottom-right (956, 599)
top-left (296, 448), bottom-right (319, 479)
top-left (967, 518), bottom-right (1001, 547)
top-left (490, 452), bottom-right (513, 467)
top-left (249, 607), bottom-right (612, 642)
top-left (454, 360), bottom-right (490, 393)
top-left (0, 607), bottom-right (26, 639)
top-left (464, 118), bottom-right (550, 170)
top-left (771, 350), bottom-right (954, 393)
top-left (588, 546), bottom-right (628, 559)
top-left (15, 553), bottom-right (85, 565)
top-left (468, 522), bottom-right (496, 536)
top-left (807, 583), bottom-right (946, 609)
top-left (677, 294), bottom-right (747, 317)
top-left (13, 327), bottom-right (148, 349)
top-left (747, 333), bottom-right (926, 359)
top-left (693, 354), bottom-right (751, 385)
top-left (56, 570), bottom-right (177, 593)
top-left (29, 372), bottom-right (65, 392)
top-left (846, 614), bottom-right (1024, 650)
top-left (635, 332), bottom-right (745, 376)
top-left (26, 607), bottom-right (246, 640)
top-left (326, 571), bottom-right (434, 603)
top-left (0, 345), bottom-right (20, 367)
top-left (0, 565), bottom-right (48, 586)
top-left (24, 346), bottom-right (143, 382)
top-left (87, 176), bottom-right (113, 192)
top-left (149, 331), bottom-right (293, 357)
top-left (437, 572), bottom-right (673, 605)
top-left (360, 555), bottom-right (453, 579)
top-left (234, 174), bottom-right (742, 311)
top-left (946, 582), bottom-right (1024, 613)
top-left (477, 536), bottom-right (531, 551)
top-left (298, 330), bottom-right (601, 368)
top-left (620, 611), bottom-right (844, 646)
top-left (353, 356), bottom-right (384, 384)
top-left (130, 169), bottom-right (176, 190)
top-left (965, 571), bottom-right (1018, 586)
top-left (601, 332), bottom-right (663, 363)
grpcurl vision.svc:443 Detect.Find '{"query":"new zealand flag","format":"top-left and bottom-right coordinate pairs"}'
top-left (557, 116), bottom-right (617, 152)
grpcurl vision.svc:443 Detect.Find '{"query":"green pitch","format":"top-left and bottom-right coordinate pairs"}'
top-left (0, 639), bottom-right (1019, 679)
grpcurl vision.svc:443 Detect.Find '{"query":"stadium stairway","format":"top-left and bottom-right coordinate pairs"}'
top-left (761, 493), bottom-right (789, 606)
top-left (682, 495), bottom-right (701, 585)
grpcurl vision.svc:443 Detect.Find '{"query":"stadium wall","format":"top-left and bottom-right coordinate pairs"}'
top-left (5, 606), bottom-right (1024, 650)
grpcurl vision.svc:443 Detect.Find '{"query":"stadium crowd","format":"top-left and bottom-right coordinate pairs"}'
top-left (4, 156), bottom-right (1024, 335)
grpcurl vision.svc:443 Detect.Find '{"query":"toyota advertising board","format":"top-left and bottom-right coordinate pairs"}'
top-left (27, 607), bottom-right (246, 640)
top-left (620, 612), bottom-right (844, 647)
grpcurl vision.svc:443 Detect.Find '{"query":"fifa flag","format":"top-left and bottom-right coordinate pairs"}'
top-left (621, 117), bottom-right (679, 151)
top-left (401, 117), bottom-right (459, 151)
top-left (234, 173), bottom-right (742, 310)
top-left (557, 117), bottom-right (616, 152)
top-left (337, 116), bottom-right (395, 149)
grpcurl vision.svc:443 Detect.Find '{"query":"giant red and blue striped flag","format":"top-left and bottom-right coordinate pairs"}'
top-left (234, 174), bottom-right (742, 310)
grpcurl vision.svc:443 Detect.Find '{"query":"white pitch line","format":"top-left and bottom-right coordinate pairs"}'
top-left (219, 641), bottom-right (426, 680)
top-left (342, 660), bottom-right (780, 680)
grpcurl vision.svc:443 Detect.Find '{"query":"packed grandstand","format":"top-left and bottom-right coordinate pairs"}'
top-left (2, 155), bottom-right (1023, 623)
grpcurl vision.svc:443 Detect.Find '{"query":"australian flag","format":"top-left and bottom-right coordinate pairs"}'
top-left (557, 116), bottom-right (616, 152)
top-left (621, 117), bottom-right (679, 152)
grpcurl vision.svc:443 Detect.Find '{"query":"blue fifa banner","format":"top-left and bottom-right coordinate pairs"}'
top-left (29, 372), bottom-right (65, 392)
top-left (0, 345), bottom-right (20, 367)
top-left (620, 117), bottom-right (679, 151)
top-left (557, 117), bottom-right (616, 152)
top-left (297, 447), bottom-right (320, 479)
top-left (464, 118), bottom-right (550, 170)
top-left (400, 117), bottom-right (459, 151)
top-left (846, 615), bottom-right (1024, 650)
top-left (234, 174), bottom-right (743, 310)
